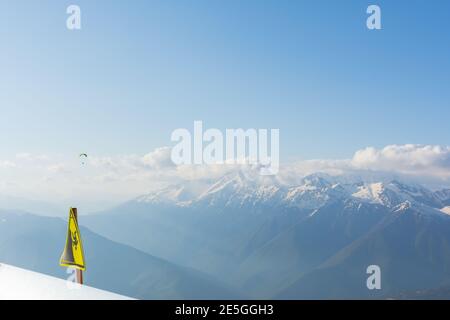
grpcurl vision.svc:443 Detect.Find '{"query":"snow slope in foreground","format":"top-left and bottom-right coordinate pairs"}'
top-left (0, 263), bottom-right (133, 300)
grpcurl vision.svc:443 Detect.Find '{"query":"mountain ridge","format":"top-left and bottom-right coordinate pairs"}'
top-left (131, 172), bottom-right (450, 212)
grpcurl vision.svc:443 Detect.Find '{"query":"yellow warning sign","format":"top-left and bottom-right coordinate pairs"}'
top-left (60, 208), bottom-right (86, 270)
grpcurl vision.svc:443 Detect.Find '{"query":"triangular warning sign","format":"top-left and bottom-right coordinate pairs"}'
top-left (60, 208), bottom-right (86, 270)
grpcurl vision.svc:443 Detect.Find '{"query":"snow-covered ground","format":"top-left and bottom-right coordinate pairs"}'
top-left (0, 263), bottom-right (132, 300)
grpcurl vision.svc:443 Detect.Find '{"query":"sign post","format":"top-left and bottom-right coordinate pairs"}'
top-left (73, 209), bottom-right (83, 285)
top-left (60, 207), bottom-right (86, 284)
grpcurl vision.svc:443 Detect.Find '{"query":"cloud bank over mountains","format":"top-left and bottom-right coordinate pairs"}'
top-left (1, 144), bottom-right (450, 212)
top-left (351, 145), bottom-right (450, 176)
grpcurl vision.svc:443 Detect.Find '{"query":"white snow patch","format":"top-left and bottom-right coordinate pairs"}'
top-left (0, 263), bottom-right (133, 300)
top-left (309, 209), bottom-right (319, 217)
top-left (393, 201), bottom-right (411, 213)
top-left (352, 182), bottom-right (385, 204)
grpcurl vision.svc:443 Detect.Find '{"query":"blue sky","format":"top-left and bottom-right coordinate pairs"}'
top-left (1, 0), bottom-right (450, 162)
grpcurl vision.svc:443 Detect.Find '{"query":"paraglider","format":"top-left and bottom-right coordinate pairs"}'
top-left (79, 153), bottom-right (88, 165)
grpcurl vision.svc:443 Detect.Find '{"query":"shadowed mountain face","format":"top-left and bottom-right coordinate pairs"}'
top-left (0, 210), bottom-right (240, 299)
top-left (277, 205), bottom-right (450, 299)
top-left (436, 189), bottom-right (450, 207)
top-left (232, 200), bottom-right (391, 298)
top-left (82, 173), bottom-right (450, 299)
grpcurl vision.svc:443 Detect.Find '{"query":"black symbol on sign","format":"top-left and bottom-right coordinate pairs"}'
top-left (71, 231), bottom-right (79, 250)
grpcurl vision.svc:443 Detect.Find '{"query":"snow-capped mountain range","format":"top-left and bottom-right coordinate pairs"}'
top-left (135, 171), bottom-right (450, 213)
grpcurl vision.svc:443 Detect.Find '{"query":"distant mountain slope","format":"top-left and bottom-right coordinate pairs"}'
top-left (0, 210), bottom-right (240, 299)
top-left (0, 194), bottom-right (62, 216)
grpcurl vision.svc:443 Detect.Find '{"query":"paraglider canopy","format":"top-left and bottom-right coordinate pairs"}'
top-left (79, 153), bottom-right (88, 165)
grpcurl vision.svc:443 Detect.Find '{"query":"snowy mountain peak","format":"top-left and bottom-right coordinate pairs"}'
top-left (194, 171), bottom-right (285, 208)
top-left (201, 172), bottom-right (250, 196)
top-left (301, 174), bottom-right (332, 189)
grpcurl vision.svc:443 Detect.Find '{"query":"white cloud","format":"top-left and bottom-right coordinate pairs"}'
top-left (277, 145), bottom-right (450, 180)
top-left (15, 153), bottom-right (50, 162)
top-left (1, 144), bottom-right (450, 212)
top-left (47, 164), bottom-right (71, 174)
top-left (0, 161), bottom-right (16, 168)
top-left (351, 144), bottom-right (450, 177)
top-left (84, 144), bottom-right (450, 187)
top-left (142, 147), bottom-right (174, 169)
